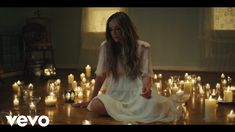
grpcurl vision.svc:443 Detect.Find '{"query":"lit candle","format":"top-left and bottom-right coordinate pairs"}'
top-left (85, 65), bottom-right (91, 78)
top-left (184, 80), bottom-right (192, 94)
top-left (176, 89), bottom-right (184, 97)
top-left (55, 79), bottom-right (61, 85)
top-left (91, 79), bottom-right (95, 85)
top-left (80, 73), bottom-right (85, 80)
top-left (221, 73), bottom-right (225, 79)
top-left (44, 69), bottom-right (50, 76)
top-left (217, 96), bottom-right (223, 102)
top-left (82, 120), bottom-right (91, 125)
top-left (29, 102), bottom-right (36, 110)
top-left (78, 91), bottom-right (83, 99)
top-left (45, 95), bottom-right (57, 106)
top-left (227, 110), bottom-right (235, 122)
top-left (72, 81), bottom-right (77, 89)
top-left (204, 96), bottom-right (217, 122)
top-left (224, 87), bottom-right (233, 102)
top-left (197, 76), bottom-right (201, 82)
top-left (154, 74), bottom-right (157, 80)
top-left (222, 79), bottom-right (227, 86)
top-left (66, 92), bottom-right (71, 100)
top-left (12, 82), bottom-right (19, 92)
top-left (172, 84), bottom-right (179, 94)
top-left (13, 95), bottom-right (19, 106)
top-left (68, 74), bottom-right (74, 84)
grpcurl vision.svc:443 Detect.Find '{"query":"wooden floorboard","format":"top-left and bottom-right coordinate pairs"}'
top-left (0, 69), bottom-right (235, 125)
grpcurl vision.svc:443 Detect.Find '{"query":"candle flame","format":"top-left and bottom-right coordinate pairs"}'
top-left (230, 110), bottom-right (234, 115)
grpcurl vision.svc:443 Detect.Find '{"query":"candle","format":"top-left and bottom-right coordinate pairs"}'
top-left (158, 73), bottom-right (162, 79)
top-left (221, 73), bottom-right (225, 79)
top-left (68, 74), bottom-right (74, 84)
top-left (204, 96), bottom-right (217, 122)
top-left (12, 82), bottom-right (19, 92)
top-left (80, 73), bottom-right (85, 80)
top-left (29, 102), bottom-right (36, 110)
top-left (224, 87), bottom-right (233, 102)
top-left (91, 79), bottom-right (95, 85)
top-left (78, 91), bottom-right (83, 99)
top-left (85, 65), bottom-right (91, 78)
top-left (13, 95), bottom-right (19, 106)
top-left (45, 95), bottom-right (57, 106)
top-left (172, 85), bottom-right (179, 94)
top-left (217, 96), bottom-right (223, 102)
top-left (72, 81), bottom-right (77, 89)
top-left (55, 79), bottom-right (61, 85)
top-left (222, 79), bottom-right (227, 86)
top-left (184, 80), bottom-right (192, 94)
top-left (154, 74), bottom-right (157, 80)
top-left (66, 92), bottom-right (71, 100)
top-left (82, 120), bottom-right (91, 125)
top-left (176, 89), bottom-right (184, 97)
top-left (197, 76), bottom-right (201, 82)
top-left (227, 110), bottom-right (235, 122)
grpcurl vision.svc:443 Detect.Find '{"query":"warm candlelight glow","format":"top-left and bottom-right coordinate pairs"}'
top-left (227, 110), bottom-right (235, 122)
top-left (82, 120), bottom-right (91, 125)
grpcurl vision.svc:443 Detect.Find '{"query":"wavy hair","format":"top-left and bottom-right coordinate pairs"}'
top-left (105, 12), bottom-right (141, 80)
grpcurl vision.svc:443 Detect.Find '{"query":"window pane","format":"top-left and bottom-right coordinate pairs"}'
top-left (213, 8), bottom-right (235, 30)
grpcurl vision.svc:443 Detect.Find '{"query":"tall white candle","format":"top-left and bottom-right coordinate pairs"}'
top-left (68, 74), bottom-right (74, 84)
top-left (204, 96), bottom-right (217, 122)
top-left (85, 65), bottom-right (91, 78)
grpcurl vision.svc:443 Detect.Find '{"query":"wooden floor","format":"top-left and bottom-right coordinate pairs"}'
top-left (0, 69), bottom-right (235, 125)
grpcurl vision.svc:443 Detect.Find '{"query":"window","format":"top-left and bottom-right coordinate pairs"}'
top-left (213, 8), bottom-right (235, 30)
top-left (81, 7), bottom-right (127, 49)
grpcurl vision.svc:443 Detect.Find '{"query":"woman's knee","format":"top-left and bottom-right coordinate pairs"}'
top-left (90, 99), bottom-right (107, 115)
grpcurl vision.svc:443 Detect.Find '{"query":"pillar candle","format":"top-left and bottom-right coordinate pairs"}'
top-left (72, 81), bottom-right (77, 89)
top-left (45, 95), bottom-right (57, 106)
top-left (68, 74), bottom-right (74, 84)
top-left (12, 82), bottom-right (19, 92)
top-left (205, 96), bottom-right (217, 122)
top-left (224, 87), bottom-right (233, 102)
top-left (80, 73), bottom-right (85, 80)
top-left (227, 110), bottom-right (235, 122)
top-left (184, 80), bottom-right (192, 94)
top-left (85, 65), bottom-right (91, 78)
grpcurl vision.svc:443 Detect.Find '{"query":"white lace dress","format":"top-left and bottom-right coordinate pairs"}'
top-left (87, 40), bottom-right (180, 123)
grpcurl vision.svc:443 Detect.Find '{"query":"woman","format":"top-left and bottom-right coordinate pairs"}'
top-left (73, 12), bottom-right (180, 123)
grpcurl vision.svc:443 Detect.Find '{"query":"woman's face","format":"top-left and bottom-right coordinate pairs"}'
top-left (109, 19), bottom-right (122, 43)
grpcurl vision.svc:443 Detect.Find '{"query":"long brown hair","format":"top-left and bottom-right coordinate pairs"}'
top-left (105, 12), bottom-right (141, 80)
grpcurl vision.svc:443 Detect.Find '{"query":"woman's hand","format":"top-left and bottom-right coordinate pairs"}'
top-left (141, 76), bottom-right (152, 99)
top-left (72, 101), bottom-right (90, 108)
top-left (140, 87), bottom-right (152, 99)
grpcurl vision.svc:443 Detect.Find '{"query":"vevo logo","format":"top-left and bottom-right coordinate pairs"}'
top-left (6, 115), bottom-right (49, 127)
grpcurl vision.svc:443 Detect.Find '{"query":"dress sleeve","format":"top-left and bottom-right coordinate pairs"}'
top-left (141, 46), bottom-right (154, 78)
top-left (95, 42), bottom-right (107, 76)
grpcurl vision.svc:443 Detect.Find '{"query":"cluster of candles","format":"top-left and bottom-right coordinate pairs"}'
top-left (153, 72), bottom-right (235, 123)
top-left (44, 79), bottom-right (61, 106)
top-left (44, 65), bottom-right (56, 76)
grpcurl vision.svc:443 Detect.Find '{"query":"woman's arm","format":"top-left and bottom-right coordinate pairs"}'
top-left (90, 74), bottom-right (106, 99)
top-left (140, 76), bottom-right (152, 99)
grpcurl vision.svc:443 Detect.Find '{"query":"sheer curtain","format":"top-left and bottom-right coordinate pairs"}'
top-left (200, 8), bottom-right (235, 72)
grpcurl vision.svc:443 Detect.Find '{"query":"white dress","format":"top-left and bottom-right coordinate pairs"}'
top-left (87, 40), bottom-right (181, 124)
